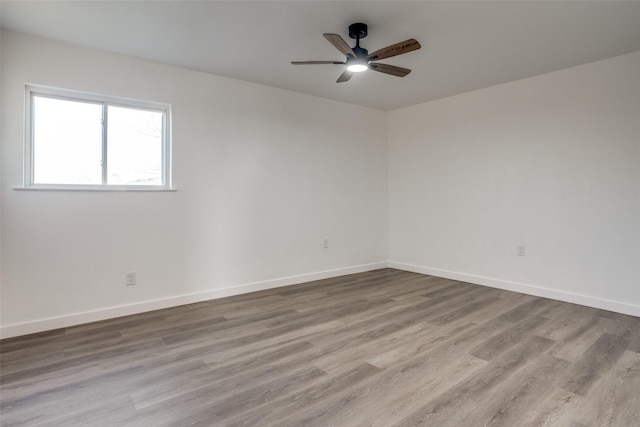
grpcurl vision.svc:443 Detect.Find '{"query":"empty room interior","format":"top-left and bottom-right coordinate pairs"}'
top-left (1, 1), bottom-right (640, 426)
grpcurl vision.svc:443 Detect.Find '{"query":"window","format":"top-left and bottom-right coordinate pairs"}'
top-left (24, 85), bottom-right (172, 190)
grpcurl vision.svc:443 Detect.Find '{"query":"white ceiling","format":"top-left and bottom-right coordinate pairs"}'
top-left (2, 1), bottom-right (640, 111)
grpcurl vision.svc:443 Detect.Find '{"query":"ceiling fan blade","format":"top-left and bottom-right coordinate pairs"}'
top-left (323, 33), bottom-right (356, 57)
top-left (336, 70), bottom-right (353, 83)
top-left (291, 61), bottom-right (345, 65)
top-left (369, 63), bottom-right (411, 77)
top-left (367, 39), bottom-right (421, 61)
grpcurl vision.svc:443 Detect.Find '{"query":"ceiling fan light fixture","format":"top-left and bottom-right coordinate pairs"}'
top-left (346, 62), bottom-right (368, 72)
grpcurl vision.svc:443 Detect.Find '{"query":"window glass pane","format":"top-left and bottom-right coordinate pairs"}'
top-left (33, 96), bottom-right (102, 184)
top-left (107, 106), bottom-right (163, 185)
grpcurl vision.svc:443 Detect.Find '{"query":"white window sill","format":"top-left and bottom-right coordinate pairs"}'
top-left (15, 186), bottom-right (177, 192)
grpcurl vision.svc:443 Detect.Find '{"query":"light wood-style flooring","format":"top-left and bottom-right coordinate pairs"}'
top-left (1, 268), bottom-right (639, 426)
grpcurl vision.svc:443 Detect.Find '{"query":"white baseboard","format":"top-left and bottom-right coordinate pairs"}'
top-left (4, 260), bottom-right (637, 339)
top-left (0, 262), bottom-right (388, 339)
top-left (388, 261), bottom-right (640, 318)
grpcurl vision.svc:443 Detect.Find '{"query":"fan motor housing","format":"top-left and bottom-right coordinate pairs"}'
top-left (348, 23), bottom-right (368, 40)
top-left (352, 46), bottom-right (368, 58)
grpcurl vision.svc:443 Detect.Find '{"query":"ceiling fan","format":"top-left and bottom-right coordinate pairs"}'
top-left (292, 23), bottom-right (421, 83)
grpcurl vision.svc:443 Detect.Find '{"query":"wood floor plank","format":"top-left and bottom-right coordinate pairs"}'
top-left (560, 332), bottom-right (628, 396)
top-left (469, 315), bottom-right (548, 361)
top-left (606, 312), bottom-right (640, 353)
top-left (519, 387), bottom-right (587, 426)
top-left (1, 268), bottom-right (638, 426)
top-left (224, 362), bottom-right (383, 426)
top-left (593, 350), bottom-right (640, 426)
top-left (466, 354), bottom-right (572, 426)
top-left (497, 297), bottom-right (556, 323)
top-left (268, 318), bottom-right (516, 425)
top-left (392, 335), bottom-right (556, 426)
top-left (330, 354), bottom-right (488, 427)
top-left (126, 365), bottom-right (328, 426)
top-left (548, 316), bottom-right (612, 363)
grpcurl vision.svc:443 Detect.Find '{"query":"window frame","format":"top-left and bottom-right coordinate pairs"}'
top-left (23, 84), bottom-right (173, 191)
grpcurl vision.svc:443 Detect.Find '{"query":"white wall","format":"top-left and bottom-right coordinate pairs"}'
top-left (0, 30), bottom-right (4, 327)
top-left (389, 50), bottom-right (640, 316)
top-left (0, 31), bottom-right (389, 337)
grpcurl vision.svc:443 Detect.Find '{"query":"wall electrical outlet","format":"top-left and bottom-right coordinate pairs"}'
top-left (126, 272), bottom-right (136, 286)
top-left (517, 246), bottom-right (526, 256)
top-left (323, 238), bottom-right (329, 249)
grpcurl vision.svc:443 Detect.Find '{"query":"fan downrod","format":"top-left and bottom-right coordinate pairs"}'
top-left (348, 23), bottom-right (368, 40)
